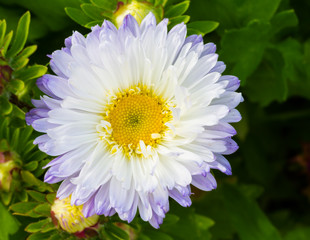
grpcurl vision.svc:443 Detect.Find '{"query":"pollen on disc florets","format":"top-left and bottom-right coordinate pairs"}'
top-left (98, 85), bottom-right (173, 157)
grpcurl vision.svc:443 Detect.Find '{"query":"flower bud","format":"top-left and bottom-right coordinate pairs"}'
top-left (51, 196), bottom-right (99, 234)
top-left (113, 0), bottom-right (163, 28)
top-left (0, 151), bottom-right (18, 192)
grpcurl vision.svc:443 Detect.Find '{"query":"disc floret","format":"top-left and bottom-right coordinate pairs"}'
top-left (98, 85), bottom-right (173, 158)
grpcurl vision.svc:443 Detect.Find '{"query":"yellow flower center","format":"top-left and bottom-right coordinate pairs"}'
top-left (102, 86), bottom-right (173, 156)
top-left (51, 197), bottom-right (99, 233)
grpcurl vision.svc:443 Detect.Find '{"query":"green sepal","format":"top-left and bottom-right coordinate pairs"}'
top-left (25, 219), bottom-right (51, 233)
top-left (187, 21), bottom-right (219, 36)
top-left (165, 1), bottom-right (190, 18)
top-left (6, 12), bottom-right (31, 58)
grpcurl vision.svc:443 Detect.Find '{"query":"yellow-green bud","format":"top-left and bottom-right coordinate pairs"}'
top-left (0, 152), bottom-right (18, 192)
top-left (51, 196), bottom-right (99, 234)
top-left (113, 0), bottom-right (163, 28)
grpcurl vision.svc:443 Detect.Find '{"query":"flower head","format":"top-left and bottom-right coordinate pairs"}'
top-left (27, 13), bottom-right (242, 228)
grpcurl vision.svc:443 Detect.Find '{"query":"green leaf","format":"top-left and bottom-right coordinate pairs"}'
top-left (187, 21), bottom-right (219, 36)
top-left (0, 31), bottom-right (13, 57)
top-left (284, 227), bottom-right (310, 240)
top-left (84, 20), bottom-right (106, 29)
top-left (245, 47), bottom-right (287, 106)
top-left (65, 7), bottom-right (93, 27)
top-left (11, 57), bottom-right (29, 71)
top-left (169, 15), bottom-right (190, 27)
top-left (16, 45), bottom-right (37, 59)
top-left (222, 184), bottom-right (282, 240)
top-left (147, 231), bottom-right (173, 240)
top-left (271, 9), bottom-right (298, 35)
top-left (188, 0), bottom-right (281, 33)
top-left (27, 232), bottom-right (53, 240)
top-left (0, 202), bottom-right (20, 240)
top-left (25, 219), bottom-right (51, 233)
top-left (161, 214), bottom-right (179, 226)
top-left (10, 202), bottom-right (39, 215)
top-left (91, 0), bottom-right (118, 11)
top-left (194, 214), bottom-right (214, 231)
top-left (24, 161), bottom-right (39, 171)
top-left (21, 170), bottom-right (53, 192)
top-left (275, 38), bottom-right (310, 100)
top-left (220, 20), bottom-right (271, 83)
top-left (0, 191), bottom-right (13, 206)
top-left (34, 203), bottom-right (51, 217)
top-left (81, 3), bottom-right (105, 20)
top-left (6, 79), bottom-right (25, 94)
top-left (105, 223), bottom-right (130, 240)
top-left (26, 191), bottom-right (46, 202)
top-left (46, 193), bottom-right (56, 205)
top-left (0, 139), bottom-right (9, 151)
top-left (165, 1), bottom-right (190, 18)
top-left (12, 45), bottom-right (37, 70)
top-left (6, 11), bottom-right (31, 58)
top-left (41, 222), bottom-right (55, 233)
top-left (0, 19), bottom-right (6, 44)
top-left (13, 65), bottom-right (47, 81)
top-left (10, 128), bottom-right (20, 149)
top-left (0, 97), bottom-right (13, 115)
top-left (154, 0), bottom-right (168, 7)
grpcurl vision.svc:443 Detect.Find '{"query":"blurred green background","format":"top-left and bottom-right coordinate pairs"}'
top-left (1, 0), bottom-right (310, 239)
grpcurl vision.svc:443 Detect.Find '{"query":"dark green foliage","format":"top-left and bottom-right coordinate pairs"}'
top-left (0, 0), bottom-right (310, 239)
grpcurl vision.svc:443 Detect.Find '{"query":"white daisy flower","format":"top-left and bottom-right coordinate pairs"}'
top-left (26, 13), bottom-right (242, 228)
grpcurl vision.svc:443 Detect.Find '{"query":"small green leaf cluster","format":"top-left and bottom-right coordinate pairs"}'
top-left (0, 12), bottom-right (47, 117)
